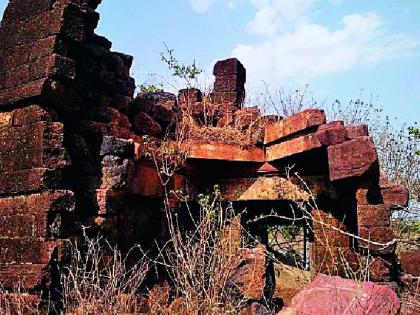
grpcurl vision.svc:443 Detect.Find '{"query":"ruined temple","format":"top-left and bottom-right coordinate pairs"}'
top-left (0, 0), bottom-right (416, 313)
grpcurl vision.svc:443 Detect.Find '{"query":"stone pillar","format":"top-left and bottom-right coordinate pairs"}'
top-left (211, 58), bottom-right (246, 107)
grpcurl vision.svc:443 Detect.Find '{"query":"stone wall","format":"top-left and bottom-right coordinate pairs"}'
top-left (0, 0), bottom-right (415, 311)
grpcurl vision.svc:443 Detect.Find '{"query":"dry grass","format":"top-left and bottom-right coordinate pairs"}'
top-left (60, 234), bottom-right (148, 315)
top-left (400, 278), bottom-right (420, 315)
top-left (146, 189), bottom-right (252, 315)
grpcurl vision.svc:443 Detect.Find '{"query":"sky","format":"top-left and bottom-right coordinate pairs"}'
top-left (1, 0), bottom-right (419, 125)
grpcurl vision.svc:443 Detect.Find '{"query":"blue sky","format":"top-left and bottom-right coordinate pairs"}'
top-left (1, 0), bottom-right (419, 124)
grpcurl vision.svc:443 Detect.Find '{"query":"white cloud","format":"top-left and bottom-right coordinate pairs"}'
top-left (231, 1), bottom-right (419, 86)
top-left (189, 0), bottom-right (217, 12)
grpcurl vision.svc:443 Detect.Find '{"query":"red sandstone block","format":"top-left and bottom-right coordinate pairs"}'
top-left (358, 227), bottom-right (395, 254)
top-left (316, 122), bottom-right (348, 146)
top-left (229, 245), bottom-right (266, 300)
top-left (91, 189), bottom-right (127, 215)
top-left (188, 143), bottom-right (265, 162)
top-left (346, 125), bottom-right (369, 139)
top-left (0, 168), bottom-right (61, 195)
top-left (211, 91), bottom-right (245, 105)
top-left (0, 63), bottom-right (31, 89)
top-left (0, 213), bottom-right (51, 239)
top-left (11, 105), bottom-right (56, 126)
top-left (368, 257), bottom-right (393, 282)
top-left (0, 78), bottom-right (47, 106)
top-left (0, 264), bottom-right (48, 290)
top-left (0, 121), bottom-right (68, 172)
top-left (357, 204), bottom-right (391, 228)
top-left (1, 0), bottom-right (54, 24)
top-left (214, 74), bottom-right (245, 92)
top-left (399, 251), bottom-right (420, 276)
top-left (328, 136), bottom-right (378, 181)
top-left (311, 246), bottom-right (359, 275)
top-left (178, 88), bottom-right (202, 107)
top-left (11, 7), bottom-right (63, 49)
top-left (0, 191), bottom-right (75, 215)
top-left (130, 161), bottom-right (164, 197)
top-left (264, 109), bottom-right (326, 145)
top-left (133, 112), bottom-right (162, 136)
top-left (47, 54), bottom-right (76, 80)
top-left (0, 121), bottom-right (45, 151)
top-left (318, 120), bottom-right (344, 130)
top-left (0, 239), bottom-right (61, 264)
top-left (266, 134), bottom-right (322, 161)
top-left (314, 228), bottom-right (350, 247)
top-left (356, 186), bottom-right (383, 205)
top-left (213, 58), bottom-right (246, 77)
top-left (234, 106), bottom-right (260, 129)
top-left (0, 148), bottom-right (43, 173)
top-left (312, 210), bottom-right (345, 228)
top-left (30, 35), bottom-right (59, 61)
top-left (0, 43), bottom-right (31, 71)
top-left (101, 155), bottom-right (133, 190)
top-left (153, 103), bottom-right (176, 124)
top-left (381, 183), bottom-right (409, 208)
top-left (29, 56), bottom-right (51, 82)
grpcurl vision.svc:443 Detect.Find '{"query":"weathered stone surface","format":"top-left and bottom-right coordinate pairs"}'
top-left (399, 251), bottom-right (420, 276)
top-left (178, 88), bottom-right (202, 107)
top-left (356, 186), bottom-right (383, 205)
top-left (214, 74), bottom-right (245, 92)
top-left (0, 0), bottom-right (406, 298)
top-left (133, 112), bottom-right (162, 137)
top-left (218, 177), bottom-right (309, 201)
top-left (0, 120), bottom-right (68, 173)
top-left (0, 191), bottom-right (74, 237)
top-left (130, 161), bottom-right (164, 197)
top-left (273, 263), bottom-right (312, 305)
top-left (213, 58), bottom-right (246, 79)
top-left (358, 227), bottom-right (395, 254)
top-left (101, 155), bottom-right (133, 190)
top-left (357, 204), bottom-right (391, 228)
top-left (89, 189), bottom-right (127, 215)
top-left (0, 78), bottom-right (47, 106)
top-left (211, 90), bottom-right (245, 106)
top-left (100, 136), bottom-right (134, 158)
top-left (0, 168), bottom-right (62, 195)
top-left (234, 106), bottom-right (260, 129)
top-left (188, 143), bottom-right (265, 162)
top-left (0, 105), bottom-right (55, 128)
top-left (316, 122), bottom-right (347, 146)
top-left (131, 92), bottom-right (177, 115)
top-left (264, 109), bottom-right (326, 145)
top-left (368, 257), bottom-right (393, 282)
top-left (229, 245), bottom-right (266, 300)
top-left (0, 239), bottom-right (61, 264)
top-left (0, 264), bottom-right (49, 290)
top-left (279, 275), bottom-right (400, 315)
top-left (314, 228), bottom-right (350, 247)
top-left (266, 134), bottom-right (322, 161)
top-left (328, 136), bottom-right (378, 181)
top-left (380, 183), bottom-right (409, 208)
top-left (346, 124), bottom-right (369, 139)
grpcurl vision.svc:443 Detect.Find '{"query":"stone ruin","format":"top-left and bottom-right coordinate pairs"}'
top-left (0, 0), bottom-right (417, 312)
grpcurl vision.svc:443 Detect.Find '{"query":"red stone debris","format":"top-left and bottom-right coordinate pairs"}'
top-left (278, 274), bottom-right (401, 315)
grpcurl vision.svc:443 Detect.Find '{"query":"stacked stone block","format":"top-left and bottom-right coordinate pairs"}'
top-left (211, 58), bottom-right (246, 107)
top-left (0, 0), bottom-right (414, 311)
top-left (0, 105), bottom-right (74, 293)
